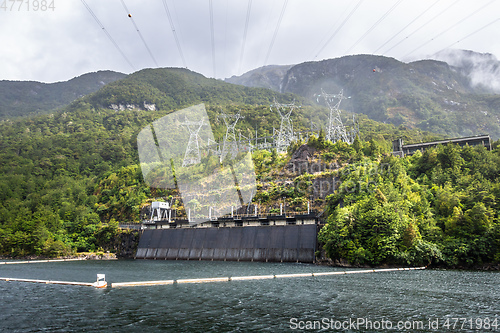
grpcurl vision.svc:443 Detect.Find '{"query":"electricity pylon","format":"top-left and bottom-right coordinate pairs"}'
top-left (182, 119), bottom-right (205, 166)
top-left (219, 110), bottom-right (244, 162)
top-left (317, 89), bottom-right (352, 143)
top-left (271, 98), bottom-right (300, 152)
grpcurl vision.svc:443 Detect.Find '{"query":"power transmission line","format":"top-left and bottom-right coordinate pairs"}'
top-left (238, 0), bottom-right (252, 75)
top-left (432, 18), bottom-right (500, 56)
top-left (345, 0), bottom-right (404, 55)
top-left (264, 0), bottom-right (289, 66)
top-left (313, 0), bottom-right (364, 59)
top-left (162, 0), bottom-right (187, 69)
top-left (403, 0), bottom-right (496, 58)
top-left (120, 0), bottom-right (158, 67)
top-left (223, 0), bottom-right (229, 77)
top-left (383, 0), bottom-right (460, 55)
top-left (310, 4), bottom-right (350, 60)
top-left (80, 0), bottom-right (135, 70)
top-left (209, 0), bottom-right (216, 78)
top-left (373, 0), bottom-right (442, 54)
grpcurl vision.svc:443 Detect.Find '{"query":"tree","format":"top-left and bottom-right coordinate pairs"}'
top-left (352, 135), bottom-right (362, 153)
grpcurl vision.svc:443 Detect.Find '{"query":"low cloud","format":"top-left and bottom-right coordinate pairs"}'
top-left (432, 49), bottom-right (500, 93)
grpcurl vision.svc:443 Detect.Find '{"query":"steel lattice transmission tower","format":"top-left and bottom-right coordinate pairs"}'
top-left (271, 98), bottom-right (300, 152)
top-left (318, 89), bottom-right (352, 143)
top-left (219, 110), bottom-right (244, 162)
top-left (181, 119), bottom-right (205, 166)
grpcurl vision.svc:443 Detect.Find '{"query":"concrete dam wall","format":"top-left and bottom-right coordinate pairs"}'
top-left (135, 225), bottom-right (317, 263)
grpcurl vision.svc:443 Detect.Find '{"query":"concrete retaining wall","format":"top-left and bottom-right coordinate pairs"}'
top-left (135, 225), bottom-right (317, 263)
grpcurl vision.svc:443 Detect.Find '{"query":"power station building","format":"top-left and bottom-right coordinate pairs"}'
top-left (392, 134), bottom-right (491, 157)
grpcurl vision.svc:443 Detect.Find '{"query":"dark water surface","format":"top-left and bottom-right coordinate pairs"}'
top-left (0, 260), bottom-right (498, 332)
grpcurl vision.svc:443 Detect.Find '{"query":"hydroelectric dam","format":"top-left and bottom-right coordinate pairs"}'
top-left (135, 215), bottom-right (318, 263)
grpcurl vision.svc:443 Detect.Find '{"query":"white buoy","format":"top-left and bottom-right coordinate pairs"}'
top-left (93, 274), bottom-right (107, 288)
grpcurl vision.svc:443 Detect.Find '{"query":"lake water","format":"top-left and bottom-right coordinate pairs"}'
top-left (0, 260), bottom-right (498, 332)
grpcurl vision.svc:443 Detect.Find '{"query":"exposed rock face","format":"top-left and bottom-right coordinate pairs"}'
top-left (291, 144), bottom-right (316, 161)
top-left (118, 230), bottom-right (141, 258)
top-left (286, 144), bottom-right (339, 175)
top-left (284, 144), bottom-right (340, 200)
top-left (84, 252), bottom-right (117, 260)
top-left (102, 230), bottom-right (141, 258)
top-left (285, 144), bottom-right (317, 174)
top-left (109, 102), bottom-right (156, 111)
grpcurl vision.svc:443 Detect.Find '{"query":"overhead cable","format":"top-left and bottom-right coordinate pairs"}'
top-left (373, 0), bottom-right (441, 54)
top-left (120, 0), bottom-right (158, 67)
top-left (238, 0), bottom-right (252, 75)
top-left (345, 0), bottom-right (404, 55)
top-left (432, 18), bottom-right (500, 56)
top-left (383, 0), bottom-right (461, 55)
top-left (209, 0), bottom-right (216, 78)
top-left (403, 0), bottom-right (496, 58)
top-left (162, 0), bottom-right (187, 68)
top-left (80, 0), bottom-right (135, 70)
top-left (314, 0), bottom-right (364, 59)
top-left (264, 0), bottom-right (289, 66)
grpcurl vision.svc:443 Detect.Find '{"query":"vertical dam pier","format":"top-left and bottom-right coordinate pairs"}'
top-left (135, 224), bottom-right (318, 263)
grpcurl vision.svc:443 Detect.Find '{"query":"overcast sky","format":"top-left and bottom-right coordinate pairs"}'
top-left (1, 0), bottom-right (499, 83)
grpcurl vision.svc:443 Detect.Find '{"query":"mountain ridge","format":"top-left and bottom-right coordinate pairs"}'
top-left (3, 51), bottom-right (500, 140)
top-left (0, 70), bottom-right (126, 119)
top-left (80, 67), bottom-right (303, 114)
top-left (226, 52), bottom-right (500, 140)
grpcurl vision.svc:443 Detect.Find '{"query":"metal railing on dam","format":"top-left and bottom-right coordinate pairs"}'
top-left (135, 224), bottom-right (317, 263)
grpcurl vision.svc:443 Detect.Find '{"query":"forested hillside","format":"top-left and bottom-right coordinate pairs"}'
top-left (0, 66), bottom-right (498, 269)
top-left (0, 68), bottom-right (312, 257)
top-left (318, 137), bottom-right (500, 268)
top-left (0, 69), bottom-right (439, 258)
top-left (85, 67), bottom-right (294, 112)
top-left (0, 71), bottom-right (125, 119)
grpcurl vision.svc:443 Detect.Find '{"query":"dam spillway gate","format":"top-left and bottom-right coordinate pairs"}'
top-left (135, 224), bottom-right (317, 263)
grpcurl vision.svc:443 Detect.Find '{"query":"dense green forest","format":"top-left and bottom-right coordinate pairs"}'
top-left (0, 66), bottom-right (498, 268)
top-left (0, 95), bottom-right (441, 258)
top-left (318, 138), bottom-right (500, 268)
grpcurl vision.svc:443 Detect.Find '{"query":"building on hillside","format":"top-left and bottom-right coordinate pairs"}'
top-left (149, 201), bottom-right (171, 222)
top-left (392, 134), bottom-right (491, 157)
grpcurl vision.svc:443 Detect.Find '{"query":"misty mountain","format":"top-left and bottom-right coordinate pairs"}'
top-left (0, 70), bottom-right (126, 119)
top-left (225, 65), bottom-right (293, 91)
top-left (431, 49), bottom-right (500, 94)
top-left (228, 53), bottom-right (500, 140)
